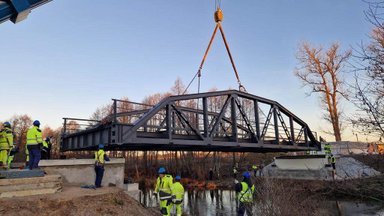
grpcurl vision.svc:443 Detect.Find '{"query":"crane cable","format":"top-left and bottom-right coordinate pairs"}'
top-left (183, 1), bottom-right (246, 95)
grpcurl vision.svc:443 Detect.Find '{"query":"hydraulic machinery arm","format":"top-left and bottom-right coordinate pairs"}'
top-left (0, 0), bottom-right (51, 24)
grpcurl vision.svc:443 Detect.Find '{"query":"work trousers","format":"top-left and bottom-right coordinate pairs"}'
top-left (94, 165), bottom-right (104, 187)
top-left (27, 145), bottom-right (41, 170)
top-left (0, 149), bottom-right (9, 167)
top-left (238, 202), bottom-right (253, 216)
top-left (7, 155), bottom-right (14, 168)
top-left (160, 199), bottom-right (172, 216)
top-left (172, 202), bottom-right (182, 216)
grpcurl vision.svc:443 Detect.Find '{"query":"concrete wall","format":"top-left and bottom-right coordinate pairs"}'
top-left (275, 157), bottom-right (328, 170)
top-left (39, 158), bottom-right (125, 189)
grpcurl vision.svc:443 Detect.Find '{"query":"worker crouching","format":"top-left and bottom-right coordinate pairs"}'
top-left (171, 175), bottom-right (185, 216)
top-left (94, 143), bottom-right (110, 188)
top-left (154, 167), bottom-right (173, 216)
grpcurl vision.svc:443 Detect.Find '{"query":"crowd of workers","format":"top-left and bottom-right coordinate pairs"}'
top-left (0, 121), bottom-right (52, 170)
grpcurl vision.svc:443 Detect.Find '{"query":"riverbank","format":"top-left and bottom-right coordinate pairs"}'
top-left (0, 186), bottom-right (160, 216)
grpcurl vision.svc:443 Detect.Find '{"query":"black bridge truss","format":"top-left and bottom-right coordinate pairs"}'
top-left (61, 90), bottom-right (320, 152)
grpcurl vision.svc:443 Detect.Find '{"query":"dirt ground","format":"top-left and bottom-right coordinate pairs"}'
top-left (0, 186), bottom-right (161, 216)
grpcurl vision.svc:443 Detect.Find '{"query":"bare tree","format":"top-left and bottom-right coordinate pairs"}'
top-left (90, 103), bottom-right (112, 121)
top-left (295, 42), bottom-right (351, 141)
top-left (351, 1), bottom-right (384, 137)
top-left (6, 114), bottom-right (32, 162)
top-left (8, 114), bottom-right (33, 147)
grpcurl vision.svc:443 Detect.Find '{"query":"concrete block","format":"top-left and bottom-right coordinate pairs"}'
top-left (1, 181), bottom-right (61, 192)
top-left (0, 174), bottom-right (61, 186)
top-left (126, 183), bottom-right (139, 191)
top-left (0, 187), bottom-right (62, 198)
top-left (0, 175), bottom-right (62, 198)
top-left (275, 155), bottom-right (328, 170)
top-left (39, 158), bottom-right (125, 189)
top-left (0, 169), bottom-right (45, 179)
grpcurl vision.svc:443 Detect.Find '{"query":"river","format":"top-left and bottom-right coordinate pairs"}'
top-left (136, 189), bottom-right (384, 216)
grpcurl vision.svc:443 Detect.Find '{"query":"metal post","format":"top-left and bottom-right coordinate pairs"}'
top-left (254, 100), bottom-right (260, 140)
top-left (273, 106), bottom-right (279, 144)
top-left (113, 99), bottom-right (117, 123)
top-left (289, 116), bottom-right (295, 145)
top-left (231, 96), bottom-right (238, 142)
top-left (166, 104), bottom-right (172, 140)
top-left (63, 118), bottom-right (67, 135)
top-left (203, 97), bottom-right (208, 138)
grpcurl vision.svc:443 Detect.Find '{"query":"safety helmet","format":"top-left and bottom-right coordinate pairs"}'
top-left (158, 167), bottom-right (166, 174)
top-left (33, 120), bottom-right (40, 126)
top-left (243, 171), bottom-right (251, 178)
top-left (3, 122), bottom-right (11, 128)
top-left (99, 143), bottom-right (104, 149)
top-left (175, 175), bottom-right (181, 181)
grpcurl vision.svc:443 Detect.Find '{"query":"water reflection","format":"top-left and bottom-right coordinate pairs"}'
top-left (138, 189), bottom-right (384, 216)
top-left (140, 189), bottom-right (237, 215)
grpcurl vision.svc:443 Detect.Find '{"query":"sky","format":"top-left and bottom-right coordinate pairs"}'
top-left (0, 0), bottom-right (374, 141)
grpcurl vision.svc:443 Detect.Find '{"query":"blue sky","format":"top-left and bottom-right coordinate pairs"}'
top-left (0, 0), bottom-right (373, 141)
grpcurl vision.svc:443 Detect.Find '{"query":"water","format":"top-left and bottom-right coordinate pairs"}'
top-left (139, 189), bottom-right (238, 215)
top-left (137, 189), bottom-right (384, 216)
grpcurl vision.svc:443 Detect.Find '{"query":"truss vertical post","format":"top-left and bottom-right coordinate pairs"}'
top-left (231, 96), bottom-right (238, 142)
top-left (63, 118), bottom-right (67, 135)
top-left (273, 106), bottom-right (279, 144)
top-left (203, 97), bottom-right (208, 138)
top-left (289, 116), bottom-right (295, 145)
top-left (166, 104), bottom-right (172, 140)
top-left (304, 127), bottom-right (309, 147)
top-left (113, 99), bottom-right (117, 123)
top-left (254, 100), bottom-right (260, 140)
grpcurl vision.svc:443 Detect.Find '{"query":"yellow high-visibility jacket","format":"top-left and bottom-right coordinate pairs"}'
top-left (95, 149), bottom-right (106, 165)
top-left (0, 128), bottom-right (13, 150)
top-left (238, 181), bottom-right (255, 203)
top-left (26, 126), bottom-right (43, 145)
top-left (171, 182), bottom-right (184, 202)
top-left (155, 175), bottom-right (173, 200)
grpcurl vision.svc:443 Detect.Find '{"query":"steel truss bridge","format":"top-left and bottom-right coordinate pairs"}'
top-left (61, 90), bottom-right (320, 152)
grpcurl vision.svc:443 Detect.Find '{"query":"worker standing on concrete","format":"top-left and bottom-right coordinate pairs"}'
top-left (235, 171), bottom-right (255, 216)
top-left (94, 143), bottom-right (110, 188)
top-left (0, 122), bottom-right (13, 169)
top-left (171, 175), bottom-right (184, 216)
top-left (26, 120), bottom-right (43, 170)
top-left (154, 167), bottom-right (173, 216)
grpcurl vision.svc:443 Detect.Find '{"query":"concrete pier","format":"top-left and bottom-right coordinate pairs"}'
top-left (39, 158), bottom-right (125, 189)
